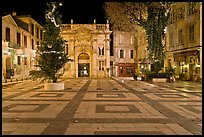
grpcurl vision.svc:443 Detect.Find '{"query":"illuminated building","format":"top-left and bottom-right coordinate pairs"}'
top-left (165, 2), bottom-right (202, 82)
top-left (2, 12), bottom-right (43, 79)
top-left (60, 20), bottom-right (112, 78)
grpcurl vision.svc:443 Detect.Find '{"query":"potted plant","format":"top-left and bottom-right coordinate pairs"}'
top-left (29, 2), bottom-right (71, 90)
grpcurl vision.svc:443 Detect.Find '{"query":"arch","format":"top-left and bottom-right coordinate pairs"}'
top-left (78, 53), bottom-right (90, 60)
top-left (78, 52), bottom-right (90, 77)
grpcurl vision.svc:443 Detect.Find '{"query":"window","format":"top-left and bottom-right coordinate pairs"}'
top-left (120, 67), bottom-right (123, 74)
top-left (31, 23), bottom-right (34, 35)
top-left (40, 30), bottom-right (43, 40)
top-left (24, 36), bottom-right (27, 48)
top-left (120, 50), bottom-right (124, 58)
top-left (188, 2), bottom-right (197, 16)
top-left (110, 61), bottom-right (113, 65)
top-left (98, 47), bottom-right (104, 56)
top-left (65, 44), bottom-right (68, 55)
top-left (189, 25), bottom-right (194, 42)
top-left (17, 32), bottom-right (21, 46)
top-left (6, 27), bottom-right (10, 42)
top-left (126, 67), bottom-right (133, 74)
top-left (178, 29), bottom-right (184, 45)
top-left (32, 39), bottom-right (34, 50)
top-left (99, 61), bottom-right (104, 71)
top-left (178, 7), bottom-right (185, 19)
top-left (169, 12), bottom-right (173, 24)
top-left (17, 56), bottom-right (21, 65)
top-left (30, 57), bottom-right (32, 67)
top-left (119, 34), bottom-right (124, 44)
top-left (24, 57), bottom-right (27, 65)
top-left (102, 47), bottom-right (104, 55)
top-left (169, 32), bottom-right (174, 48)
top-left (36, 28), bottom-right (39, 38)
top-left (37, 41), bottom-right (39, 46)
top-left (130, 36), bottom-right (133, 45)
top-left (130, 50), bottom-right (134, 58)
top-left (98, 47), bottom-right (101, 55)
top-left (173, 9), bottom-right (177, 23)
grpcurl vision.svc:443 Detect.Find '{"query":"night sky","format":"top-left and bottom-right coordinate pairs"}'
top-left (1, 0), bottom-right (107, 25)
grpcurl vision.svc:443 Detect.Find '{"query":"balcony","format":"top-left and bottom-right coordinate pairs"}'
top-left (9, 43), bottom-right (21, 49)
top-left (60, 24), bottom-right (109, 32)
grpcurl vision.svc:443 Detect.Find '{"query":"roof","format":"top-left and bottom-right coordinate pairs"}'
top-left (13, 17), bottom-right (29, 31)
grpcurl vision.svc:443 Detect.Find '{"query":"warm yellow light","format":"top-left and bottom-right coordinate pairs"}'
top-left (183, 64), bottom-right (188, 68)
top-left (196, 64), bottom-right (200, 67)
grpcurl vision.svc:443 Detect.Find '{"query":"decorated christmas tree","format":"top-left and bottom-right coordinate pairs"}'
top-left (30, 2), bottom-right (70, 83)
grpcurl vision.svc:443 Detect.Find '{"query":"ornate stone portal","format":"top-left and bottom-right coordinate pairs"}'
top-left (60, 24), bottom-right (112, 78)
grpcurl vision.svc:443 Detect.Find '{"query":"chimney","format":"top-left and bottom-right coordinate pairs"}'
top-left (12, 11), bottom-right (17, 16)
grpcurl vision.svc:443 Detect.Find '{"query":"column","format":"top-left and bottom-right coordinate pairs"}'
top-left (92, 39), bottom-right (98, 78)
top-left (105, 39), bottom-right (110, 77)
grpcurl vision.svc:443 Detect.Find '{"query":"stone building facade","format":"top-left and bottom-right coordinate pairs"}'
top-left (60, 23), bottom-right (112, 78)
top-left (111, 31), bottom-right (136, 77)
top-left (111, 27), bottom-right (148, 77)
top-left (165, 2), bottom-right (202, 82)
top-left (2, 13), bottom-right (43, 79)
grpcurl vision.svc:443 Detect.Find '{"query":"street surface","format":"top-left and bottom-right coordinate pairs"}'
top-left (2, 77), bottom-right (202, 135)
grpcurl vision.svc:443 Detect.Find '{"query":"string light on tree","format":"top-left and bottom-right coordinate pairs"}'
top-left (45, 2), bottom-right (63, 27)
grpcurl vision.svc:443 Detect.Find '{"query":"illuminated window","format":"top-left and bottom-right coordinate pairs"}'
top-left (126, 67), bottom-right (133, 74)
top-left (120, 67), bottom-right (123, 74)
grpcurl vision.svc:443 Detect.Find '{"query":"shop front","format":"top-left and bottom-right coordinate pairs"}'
top-left (117, 63), bottom-right (136, 77)
top-left (174, 50), bottom-right (200, 81)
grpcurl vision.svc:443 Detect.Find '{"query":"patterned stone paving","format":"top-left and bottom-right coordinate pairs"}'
top-left (2, 78), bottom-right (202, 135)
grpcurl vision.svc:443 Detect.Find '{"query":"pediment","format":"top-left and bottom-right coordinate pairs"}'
top-left (2, 15), bottom-right (18, 27)
top-left (76, 26), bottom-right (91, 34)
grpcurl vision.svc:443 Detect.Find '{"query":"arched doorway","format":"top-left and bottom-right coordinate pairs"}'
top-left (78, 53), bottom-right (90, 77)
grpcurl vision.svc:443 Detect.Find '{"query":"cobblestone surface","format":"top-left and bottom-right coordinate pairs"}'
top-left (2, 77), bottom-right (202, 135)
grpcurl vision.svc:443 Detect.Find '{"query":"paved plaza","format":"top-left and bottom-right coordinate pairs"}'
top-left (2, 77), bottom-right (202, 135)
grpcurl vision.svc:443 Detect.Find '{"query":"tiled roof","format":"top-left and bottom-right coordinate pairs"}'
top-left (13, 17), bottom-right (29, 31)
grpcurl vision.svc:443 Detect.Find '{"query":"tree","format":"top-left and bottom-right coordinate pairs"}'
top-left (29, 2), bottom-right (70, 83)
top-left (104, 2), bottom-right (172, 73)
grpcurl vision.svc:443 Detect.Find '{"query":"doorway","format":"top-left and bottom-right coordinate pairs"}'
top-left (78, 53), bottom-right (90, 77)
top-left (78, 63), bottom-right (90, 77)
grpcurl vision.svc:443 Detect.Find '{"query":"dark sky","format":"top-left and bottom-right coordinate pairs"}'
top-left (1, 0), bottom-right (107, 25)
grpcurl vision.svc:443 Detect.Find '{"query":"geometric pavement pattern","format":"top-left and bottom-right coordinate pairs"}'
top-left (2, 78), bottom-right (202, 135)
